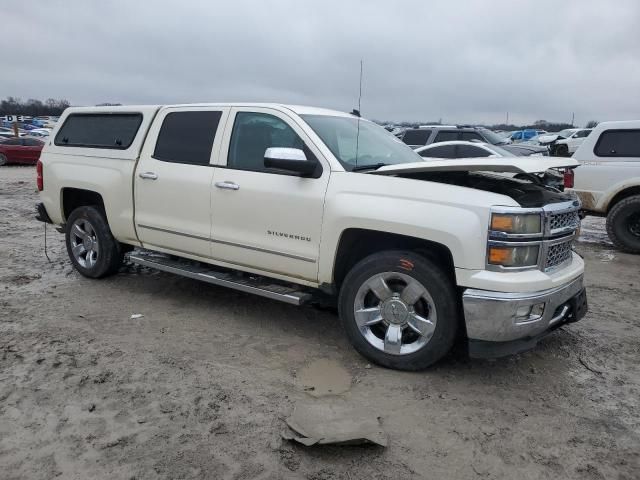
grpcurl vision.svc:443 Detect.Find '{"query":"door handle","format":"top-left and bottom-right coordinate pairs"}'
top-left (139, 172), bottom-right (158, 180)
top-left (215, 181), bottom-right (240, 190)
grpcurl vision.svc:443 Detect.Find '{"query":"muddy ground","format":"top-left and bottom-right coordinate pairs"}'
top-left (1, 165), bottom-right (638, 479)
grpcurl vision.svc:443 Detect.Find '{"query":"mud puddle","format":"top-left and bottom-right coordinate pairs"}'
top-left (296, 358), bottom-right (352, 397)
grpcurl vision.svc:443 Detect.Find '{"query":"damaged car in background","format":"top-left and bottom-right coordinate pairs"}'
top-left (414, 141), bottom-right (566, 190)
top-left (538, 128), bottom-right (592, 157)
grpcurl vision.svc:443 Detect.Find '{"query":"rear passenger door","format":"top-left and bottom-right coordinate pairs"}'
top-left (134, 107), bottom-right (230, 258)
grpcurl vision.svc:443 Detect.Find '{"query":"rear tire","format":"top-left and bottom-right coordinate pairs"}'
top-left (65, 206), bottom-right (123, 278)
top-left (606, 195), bottom-right (640, 254)
top-left (0, 153), bottom-right (7, 166)
top-left (338, 251), bottom-right (459, 371)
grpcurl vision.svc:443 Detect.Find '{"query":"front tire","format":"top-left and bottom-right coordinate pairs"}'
top-left (606, 195), bottom-right (640, 254)
top-left (65, 206), bottom-right (123, 278)
top-left (555, 144), bottom-right (569, 157)
top-left (338, 251), bottom-right (459, 370)
top-left (0, 153), bottom-right (7, 166)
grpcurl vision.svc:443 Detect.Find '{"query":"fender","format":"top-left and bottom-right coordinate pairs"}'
top-left (317, 172), bottom-right (518, 284)
top-left (597, 177), bottom-right (640, 212)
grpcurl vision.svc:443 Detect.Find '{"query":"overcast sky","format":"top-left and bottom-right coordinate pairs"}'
top-left (3, 0), bottom-right (639, 125)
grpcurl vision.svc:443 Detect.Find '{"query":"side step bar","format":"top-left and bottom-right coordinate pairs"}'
top-left (129, 251), bottom-right (312, 306)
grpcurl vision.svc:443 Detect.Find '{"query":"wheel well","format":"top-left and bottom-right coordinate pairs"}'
top-left (333, 229), bottom-right (456, 289)
top-left (62, 188), bottom-right (106, 222)
top-left (607, 186), bottom-right (640, 213)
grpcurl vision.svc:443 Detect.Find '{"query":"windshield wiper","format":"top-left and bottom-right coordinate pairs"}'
top-left (351, 163), bottom-right (388, 172)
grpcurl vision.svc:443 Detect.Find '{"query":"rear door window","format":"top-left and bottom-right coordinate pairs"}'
top-left (55, 113), bottom-right (142, 149)
top-left (457, 144), bottom-right (490, 157)
top-left (460, 131), bottom-right (484, 142)
top-left (401, 129), bottom-right (431, 145)
top-left (433, 130), bottom-right (459, 143)
top-left (594, 129), bottom-right (640, 157)
top-left (419, 145), bottom-right (457, 158)
top-left (153, 111), bottom-right (222, 166)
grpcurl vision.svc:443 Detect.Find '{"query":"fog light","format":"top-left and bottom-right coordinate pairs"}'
top-left (516, 305), bottom-right (533, 319)
top-left (515, 303), bottom-right (545, 323)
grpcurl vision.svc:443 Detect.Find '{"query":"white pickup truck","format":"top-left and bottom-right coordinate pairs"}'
top-left (569, 120), bottom-right (640, 253)
top-left (35, 104), bottom-right (588, 370)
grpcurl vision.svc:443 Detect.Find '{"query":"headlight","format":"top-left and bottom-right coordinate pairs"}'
top-left (491, 213), bottom-right (542, 235)
top-left (488, 244), bottom-right (540, 268)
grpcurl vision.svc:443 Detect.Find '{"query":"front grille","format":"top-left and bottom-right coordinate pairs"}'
top-left (487, 201), bottom-right (580, 273)
top-left (545, 239), bottom-right (573, 270)
top-left (549, 210), bottom-right (580, 232)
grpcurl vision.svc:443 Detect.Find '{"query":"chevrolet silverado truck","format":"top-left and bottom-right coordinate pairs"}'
top-left (569, 120), bottom-right (640, 253)
top-left (35, 104), bottom-right (588, 370)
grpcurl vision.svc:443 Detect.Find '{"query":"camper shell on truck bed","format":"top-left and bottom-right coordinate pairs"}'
top-left (36, 104), bottom-right (587, 370)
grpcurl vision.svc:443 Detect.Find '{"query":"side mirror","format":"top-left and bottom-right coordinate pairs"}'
top-left (264, 147), bottom-right (318, 176)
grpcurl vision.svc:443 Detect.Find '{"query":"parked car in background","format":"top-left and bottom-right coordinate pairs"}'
top-left (569, 121), bottom-right (640, 253)
top-left (401, 125), bottom-right (551, 156)
top-left (553, 129), bottom-right (592, 156)
top-left (0, 137), bottom-right (44, 165)
top-left (414, 141), bottom-right (563, 189)
top-left (401, 125), bottom-right (511, 148)
top-left (415, 141), bottom-right (519, 159)
top-left (538, 128), bottom-right (592, 156)
top-left (538, 129), bottom-right (578, 144)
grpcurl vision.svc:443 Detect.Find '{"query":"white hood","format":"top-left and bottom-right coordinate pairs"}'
top-left (371, 157), bottom-right (579, 175)
top-left (537, 133), bottom-right (561, 144)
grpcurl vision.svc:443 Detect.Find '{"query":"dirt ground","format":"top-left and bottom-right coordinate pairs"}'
top-left (1, 165), bottom-right (638, 480)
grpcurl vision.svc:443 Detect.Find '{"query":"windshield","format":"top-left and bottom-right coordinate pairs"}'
top-left (301, 114), bottom-right (422, 170)
top-left (479, 128), bottom-right (509, 145)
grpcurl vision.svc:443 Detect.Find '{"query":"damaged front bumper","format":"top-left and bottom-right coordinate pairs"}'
top-left (463, 275), bottom-right (587, 358)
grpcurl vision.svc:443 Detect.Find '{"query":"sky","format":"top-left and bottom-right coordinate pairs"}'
top-left (2, 0), bottom-right (639, 125)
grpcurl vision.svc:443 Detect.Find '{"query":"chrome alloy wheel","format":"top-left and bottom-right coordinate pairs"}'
top-left (353, 272), bottom-right (437, 356)
top-left (69, 219), bottom-right (99, 268)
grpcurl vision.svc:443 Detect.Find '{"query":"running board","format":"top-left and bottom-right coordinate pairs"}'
top-left (129, 251), bottom-right (312, 306)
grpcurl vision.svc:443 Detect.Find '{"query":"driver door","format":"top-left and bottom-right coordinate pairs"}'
top-left (210, 107), bottom-right (330, 281)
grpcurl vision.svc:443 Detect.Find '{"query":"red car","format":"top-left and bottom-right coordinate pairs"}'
top-left (0, 137), bottom-right (44, 165)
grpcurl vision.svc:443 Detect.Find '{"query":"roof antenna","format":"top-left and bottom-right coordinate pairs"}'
top-left (354, 59), bottom-right (363, 168)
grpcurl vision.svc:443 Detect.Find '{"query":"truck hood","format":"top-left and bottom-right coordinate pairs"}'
top-left (371, 157), bottom-right (579, 175)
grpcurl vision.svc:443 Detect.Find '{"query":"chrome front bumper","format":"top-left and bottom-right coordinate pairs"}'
top-left (463, 275), bottom-right (585, 347)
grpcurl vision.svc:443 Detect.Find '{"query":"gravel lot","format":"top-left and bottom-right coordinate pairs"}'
top-left (1, 165), bottom-right (638, 480)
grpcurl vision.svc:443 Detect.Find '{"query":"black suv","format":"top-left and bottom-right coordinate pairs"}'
top-left (401, 126), bottom-right (548, 156)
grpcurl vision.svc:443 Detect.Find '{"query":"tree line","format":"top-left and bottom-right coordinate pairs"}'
top-left (0, 97), bottom-right (70, 117)
top-left (375, 118), bottom-right (599, 130)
